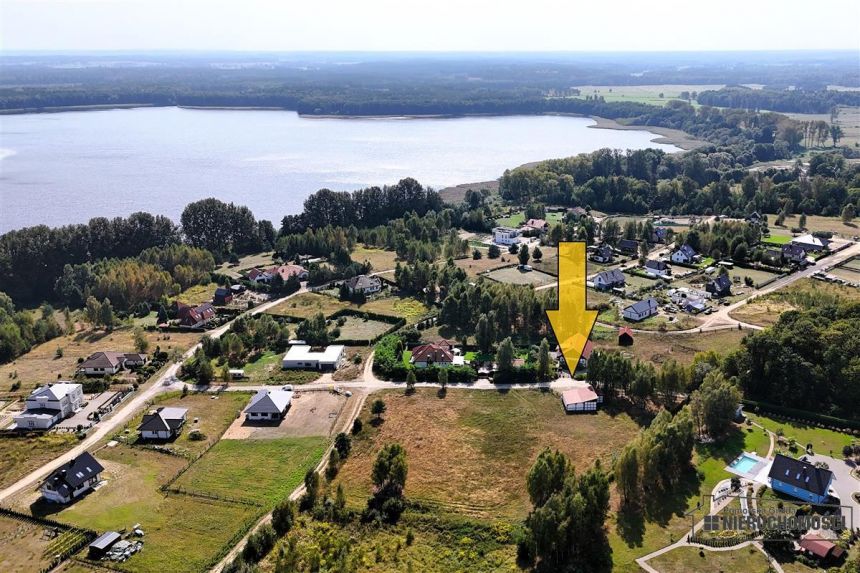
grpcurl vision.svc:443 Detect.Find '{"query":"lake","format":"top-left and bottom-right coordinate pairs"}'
top-left (0, 107), bottom-right (680, 232)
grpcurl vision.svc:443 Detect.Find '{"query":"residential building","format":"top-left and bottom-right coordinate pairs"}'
top-left (569, 207), bottom-right (588, 219)
top-left (345, 274), bottom-right (382, 295)
top-left (593, 269), bottom-right (625, 291)
top-left (591, 244), bottom-right (614, 263)
top-left (213, 287), bottom-right (233, 306)
top-left (762, 248), bottom-right (783, 266)
top-left (14, 382), bottom-right (84, 429)
top-left (177, 302), bottom-right (216, 328)
top-left (644, 259), bottom-right (670, 278)
top-left (410, 343), bottom-right (454, 368)
top-left (40, 452), bottom-right (104, 504)
top-left (561, 385), bottom-right (600, 413)
top-left (622, 298), bottom-right (659, 322)
top-left (77, 352), bottom-right (148, 376)
top-left (791, 234), bottom-right (829, 252)
top-left (244, 389), bottom-right (293, 421)
top-left (782, 243), bottom-right (808, 264)
top-left (617, 238), bottom-right (640, 255)
top-left (247, 267), bottom-right (275, 283)
top-left (706, 274), bottom-right (732, 298)
top-left (650, 226), bottom-right (670, 244)
top-left (248, 264), bottom-right (309, 284)
top-left (745, 211), bottom-right (763, 225)
top-left (274, 264), bottom-right (309, 282)
top-left (618, 326), bottom-right (634, 346)
top-left (137, 406), bottom-right (188, 440)
top-left (798, 534), bottom-right (845, 563)
top-left (522, 218), bottom-right (548, 234)
top-left (492, 226), bottom-right (521, 246)
top-left (767, 454), bottom-right (833, 505)
top-left (669, 288), bottom-right (708, 314)
top-left (671, 244), bottom-right (700, 265)
top-left (282, 344), bottom-right (346, 370)
top-left (578, 340), bottom-right (594, 368)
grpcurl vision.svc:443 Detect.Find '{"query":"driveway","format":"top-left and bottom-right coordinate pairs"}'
top-left (805, 452), bottom-right (860, 527)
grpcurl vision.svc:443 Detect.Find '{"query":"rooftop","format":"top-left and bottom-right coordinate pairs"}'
top-left (284, 344), bottom-right (345, 363)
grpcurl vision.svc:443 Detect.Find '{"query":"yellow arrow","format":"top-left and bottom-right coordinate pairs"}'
top-left (546, 242), bottom-right (598, 373)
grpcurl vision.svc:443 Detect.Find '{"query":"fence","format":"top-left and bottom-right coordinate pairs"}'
top-left (0, 506), bottom-right (97, 572)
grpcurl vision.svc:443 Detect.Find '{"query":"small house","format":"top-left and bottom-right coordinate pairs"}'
top-left (492, 226), bottom-right (521, 246)
top-left (345, 274), bottom-right (382, 295)
top-left (247, 267), bottom-right (275, 283)
top-left (622, 298), bottom-right (659, 322)
top-left (591, 244), bottom-right (614, 263)
top-left (410, 342), bottom-right (454, 368)
top-left (77, 352), bottom-right (148, 376)
top-left (644, 259), bottom-right (670, 278)
top-left (522, 219), bottom-right (548, 235)
top-left (593, 269), bottom-right (625, 291)
top-left (671, 244), bottom-right (700, 265)
top-left (618, 239), bottom-right (640, 255)
top-left (137, 406), bottom-right (188, 440)
top-left (561, 386), bottom-right (600, 413)
top-left (650, 227), bottom-right (669, 244)
top-left (618, 326), bottom-right (634, 346)
top-left (798, 534), bottom-right (845, 563)
top-left (177, 302), bottom-right (216, 328)
top-left (213, 287), bottom-right (233, 306)
top-left (706, 274), bottom-right (732, 298)
top-left (578, 340), bottom-right (594, 368)
top-left (767, 454), bottom-right (833, 505)
top-left (14, 382), bottom-right (84, 430)
top-left (41, 452), bottom-right (104, 504)
top-left (781, 243), bottom-right (807, 264)
top-left (282, 344), bottom-right (346, 370)
top-left (745, 211), bottom-right (762, 225)
top-left (230, 284), bottom-right (246, 295)
top-left (244, 389), bottom-right (293, 421)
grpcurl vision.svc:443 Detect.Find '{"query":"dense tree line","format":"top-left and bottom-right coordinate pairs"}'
top-left (0, 212), bottom-right (179, 304)
top-left (0, 293), bottom-right (64, 363)
top-left (697, 87), bottom-right (860, 114)
top-left (675, 220), bottom-right (762, 262)
top-left (501, 148), bottom-right (860, 217)
top-left (726, 302), bottom-right (860, 420)
top-left (358, 212), bottom-right (469, 264)
top-left (181, 198), bottom-right (275, 257)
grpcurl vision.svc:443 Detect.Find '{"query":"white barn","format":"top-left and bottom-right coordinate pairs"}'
top-left (282, 345), bottom-right (345, 370)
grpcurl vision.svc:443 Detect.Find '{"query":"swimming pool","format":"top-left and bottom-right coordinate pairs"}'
top-left (731, 454), bottom-right (759, 474)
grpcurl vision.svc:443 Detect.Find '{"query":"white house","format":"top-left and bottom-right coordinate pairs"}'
top-left (345, 275), bottom-right (382, 295)
top-left (644, 259), bottom-right (670, 278)
top-left (671, 244), bottom-right (700, 265)
top-left (561, 386), bottom-right (600, 413)
top-left (40, 452), bottom-right (104, 504)
top-left (492, 226), bottom-right (521, 246)
top-left (282, 344), bottom-right (346, 370)
top-left (77, 352), bottom-right (148, 376)
top-left (591, 244), bottom-right (614, 263)
top-left (244, 389), bottom-right (293, 421)
top-left (137, 406), bottom-right (188, 440)
top-left (14, 382), bottom-right (84, 430)
top-left (622, 298), bottom-right (659, 322)
top-left (593, 269), bottom-right (625, 291)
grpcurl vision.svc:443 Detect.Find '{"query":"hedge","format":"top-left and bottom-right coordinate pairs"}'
top-left (742, 399), bottom-right (860, 431)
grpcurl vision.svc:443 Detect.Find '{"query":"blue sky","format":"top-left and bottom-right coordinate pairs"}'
top-left (2, 0), bottom-right (859, 52)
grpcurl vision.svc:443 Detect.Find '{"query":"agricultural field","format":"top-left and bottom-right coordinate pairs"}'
top-left (767, 213), bottom-right (860, 239)
top-left (484, 266), bottom-right (557, 287)
top-left (333, 389), bottom-right (641, 520)
top-left (729, 278), bottom-right (860, 327)
top-left (569, 84), bottom-right (722, 107)
top-left (646, 545), bottom-right (773, 573)
top-left (351, 246), bottom-right (401, 273)
top-left (172, 436), bottom-right (327, 506)
top-left (452, 254), bottom-right (513, 279)
top-left (215, 251), bottom-right (276, 279)
top-left (783, 106), bottom-right (860, 149)
top-left (591, 328), bottom-right (750, 366)
top-left (0, 433), bottom-right (78, 489)
top-left (0, 324), bottom-right (200, 393)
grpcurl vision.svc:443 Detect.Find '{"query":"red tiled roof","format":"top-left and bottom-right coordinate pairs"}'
top-left (581, 340), bottom-right (594, 360)
top-left (411, 343), bottom-right (453, 364)
top-left (618, 327), bottom-right (634, 338)
top-left (799, 535), bottom-right (837, 559)
top-left (274, 264), bottom-right (307, 281)
top-left (561, 386), bottom-right (599, 406)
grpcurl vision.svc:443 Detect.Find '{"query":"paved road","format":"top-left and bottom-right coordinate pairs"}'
top-left (804, 452), bottom-right (860, 527)
top-left (0, 287), bottom-right (307, 505)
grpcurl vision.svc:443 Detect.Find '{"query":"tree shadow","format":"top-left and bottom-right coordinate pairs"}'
top-left (602, 397), bottom-right (654, 428)
top-left (369, 417), bottom-right (385, 428)
top-left (695, 426), bottom-right (746, 465)
top-left (642, 468), bottom-right (702, 527)
top-left (615, 503), bottom-right (645, 547)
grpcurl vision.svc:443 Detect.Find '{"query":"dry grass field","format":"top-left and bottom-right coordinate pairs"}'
top-left (729, 277), bottom-right (860, 327)
top-left (591, 328), bottom-right (750, 366)
top-left (647, 545), bottom-right (772, 573)
top-left (266, 292), bottom-right (429, 325)
top-left (766, 212), bottom-right (860, 239)
top-left (0, 433), bottom-right (78, 489)
top-left (351, 246), bottom-right (401, 272)
top-left (333, 389), bottom-right (641, 521)
top-left (484, 266), bottom-right (557, 287)
top-left (0, 513), bottom-right (81, 572)
top-left (216, 251), bottom-right (276, 279)
top-left (452, 255), bottom-right (513, 279)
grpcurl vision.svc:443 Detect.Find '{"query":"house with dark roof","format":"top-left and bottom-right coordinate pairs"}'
top-left (706, 274), bottom-right (732, 298)
top-left (768, 454), bottom-right (834, 504)
top-left (77, 352), bottom-right (148, 376)
top-left (593, 269), bottom-right (625, 291)
top-left (345, 274), bottom-right (382, 295)
top-left (213, 287), bottom-right (233, 306)
top-left (138, 406), bottom-right (188, 440)
top-left (617, 239), bottom-right (640, 255)
top-left (782, 243), bottom-right (808, 265)
top-left (745, 211), bottom-right (763, 225)
top-left (410, 343), bottom-right (454, 368)
top-left (622, 298), bottom-right (659, 322)
top-left (244, 389), bottom-right (293, 421)
top-left (591, 244), bottom-right (614, 263)
top-left (644, 259), bottom-right (670, 278)
top-left (177, 302), bottom-right (216, 328)
top-left (650, 226), bottom-right (670, 244)
top-left (40, 451), bottom-right (104, 504)
top-left (671, 244), bottom-right (700, 265)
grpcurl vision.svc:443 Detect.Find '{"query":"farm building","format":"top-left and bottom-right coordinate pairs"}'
top-left (282, 344), bottom-right (346, 370)
top-left (244, 388), bottom-right (293, 421)
top-left (561, 385), bottom-right (600, 413)
top-left (618, 327), bottom-right (634, 346)
top-left (767, 454), bottom-right (833, 505)
top-left (89, 531), bottom-right (122, 559)
top-left (137, 406), bottom-right (188, 440)
top-left (41, 451), bottom-right (104, 504)
top-left (14, 382), bottom-right (84, 430)
top-left (622, 298), bottom-right (659, 322)
top-left (492, 226), bottom-right (521, 246)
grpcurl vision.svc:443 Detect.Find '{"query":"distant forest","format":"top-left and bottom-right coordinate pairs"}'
top-left (697, 86), bottom-right (860, 114)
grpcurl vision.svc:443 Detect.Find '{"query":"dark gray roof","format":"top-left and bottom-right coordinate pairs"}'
top-left (346, 274), bottom-right (381, 290)
top-left (708, 273), bottom-right (732, 293)
top-left (645, 259), bottom-right (668, 270)
top-left (676, 244), bottom-right (697, 258)
top-left (44, 452), bottom-right (103, 498)
top-left (90, 531), bottom-right (121, 551)
top-left (595, 269), bottom-right (625, 284)
top-left (137, 407), bottom-right (187, 433)
top-left (624, 298), bottom-right (658, 315)
top-left (768, 454), bottom-right (833, 497)
top-left (618, 239), bottom-right (639, 251)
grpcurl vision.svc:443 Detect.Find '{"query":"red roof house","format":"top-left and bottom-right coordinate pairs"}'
top-left (410, 343), bottom-right (454, 367)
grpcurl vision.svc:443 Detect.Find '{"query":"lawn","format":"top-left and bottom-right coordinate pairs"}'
top-left (361, 297), bottom-right (429, 324)
top-left (172, 282), bottom-right (220, 306)
top-left (0, 324), bottom-right (201, 393)
top-left (761, 234), bottom-right (792, 245)
top-left (495, 211), bottom-right (525, 227)
top-left (225, 351), bottom-right (319, 385)
top-left (334, 315), bottom-right (393, 342)
top-left (745, 412), bottom-right (853, 456)
top-left (484, 267), bottom-right (557, 287)
top-left (647, 545), bottom-right (773, 573)
top-left (591, 328), bottom-right (750, 366)
top-left (351, 246), bottom-right (401, 272)
top-left (0, 433), bottom-right (78, 489)
top-left (173, 436), bottom-right (328, 506)
top-left (215, 251), bottom-right (276, 279)
top-left (334, 389), bottom-right (641, 521)
top-left (597, 305), bottom-right (702, 332)
top-left (729, 278), bottom-right (860, 327)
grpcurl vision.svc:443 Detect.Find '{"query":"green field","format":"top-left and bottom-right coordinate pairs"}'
top-left (568, 84), bottom-right (722, 107)
top-left (745, 412), bottom-right (853, 456)
top-left (761, 234), bottom-right (792, 245)
top-left (647, 545), bottom-right (773, 573)
top-left (174, 436), bottom-right (328, 505)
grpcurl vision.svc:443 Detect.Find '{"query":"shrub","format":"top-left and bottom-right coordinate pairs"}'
top-left (271, 499), bottom-right (296, 536)
top-left (352, 418), bottom-right (363, 435)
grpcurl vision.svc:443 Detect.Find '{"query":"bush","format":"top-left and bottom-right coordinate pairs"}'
top-left (352, 418), bottom-right (363, 435)
top-left (241, 524), bottom-right (276, 563)
top-left (271, 499), bottom-right (296, 536)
